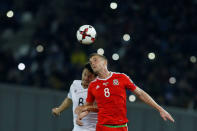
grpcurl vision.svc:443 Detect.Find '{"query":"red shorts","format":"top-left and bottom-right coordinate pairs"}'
top-left (96, 124), bottom-right (128, 131)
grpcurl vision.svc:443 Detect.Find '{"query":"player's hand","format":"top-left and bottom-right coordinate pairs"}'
top-left (159, 109), bottom-right (175, 123)
top-left (78, 111), bottom-right (89, 120)
top-left (76, 111), bottom-right (89, 126)
top-left (75, 106), bottom-right (82, 114)
top-left (75, 106), bottom-right (86, 114)
top-left (76, 115), bottom-right (84, 126)
top-left (52, 107), bottom-right (61, 116)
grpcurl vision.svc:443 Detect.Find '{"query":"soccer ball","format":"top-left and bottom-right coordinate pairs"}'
top-left (76, 25), bottom-right (97, 45)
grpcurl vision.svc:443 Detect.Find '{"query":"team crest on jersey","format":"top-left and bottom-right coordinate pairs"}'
top-left (113, 79), bottom-right (119, 85)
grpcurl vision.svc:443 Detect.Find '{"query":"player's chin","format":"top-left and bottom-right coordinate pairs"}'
top-left (92, 69), bottom-right (99, 74)
top-left (92, 67), bottom-right (97, 72)
top-left (82, 83), bottom-right (89, 88)
top-left (84, 85), bottom-right (88, 88)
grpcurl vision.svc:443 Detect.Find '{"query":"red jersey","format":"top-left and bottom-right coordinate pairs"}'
top-left (86, 72), bottom-right (137, 125)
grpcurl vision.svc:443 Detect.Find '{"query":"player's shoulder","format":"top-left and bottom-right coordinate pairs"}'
top-left (90, 78), bottom-right (97, 84)
top-left (112, 72), bottom-right (134, 83)
top-left (70, 80), bottom-right (82, 89)
top-left (88, 78), bottom-right (98, 87)
top-left (112, 72), bottom-right (129, 78)
top-left (72, 80), bottom-right (82, 84)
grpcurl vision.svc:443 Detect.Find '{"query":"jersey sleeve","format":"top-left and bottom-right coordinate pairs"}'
top-left (122, 74), bottom-right (137, 92)
top-left (86, 83), bottom-right (95, 103)
top-left (67, 81), bottom-right (75, 99)
top-left (67, 89), bottom-right (72, 99)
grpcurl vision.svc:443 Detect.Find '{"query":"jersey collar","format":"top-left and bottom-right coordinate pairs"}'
top-left (97, 72), bottom-right (113, 81)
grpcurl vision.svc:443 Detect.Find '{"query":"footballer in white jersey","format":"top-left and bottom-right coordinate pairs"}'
top-left (68, 80), bottom-right (97, 131)
top-left (52, 63), bottom-right (97, 131)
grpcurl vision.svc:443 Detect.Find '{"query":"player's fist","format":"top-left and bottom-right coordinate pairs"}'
top-left (52, 107), bottom-right (61, 116)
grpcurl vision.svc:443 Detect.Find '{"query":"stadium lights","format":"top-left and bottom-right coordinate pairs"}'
top-left (112, 53), bottom-right (119, 61)
top-left (110, 2), bottom-right (118, 9)
top-left (7, 10), bottom-right (14, 18)
top-left (97, 48), bottom-right (104, 55)
top-left (18, 63), bottom-right (25, 71)
top-left (36, 45), bottom-right (44, 53)
top-left (129, 95), bottom-right (136, 102)
top-left (190, 56), bottom-right (196, 63)
top-left (123, 34), bottom-right (131, 41)
top-left (148, 52), bottom-right (156, 60)
top-left (169, 77), bottom-right (176, 84)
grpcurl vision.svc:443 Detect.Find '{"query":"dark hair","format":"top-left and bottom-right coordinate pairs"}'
top-left (84, 63), bottom-right (95, 74)
top-left (88, 53), bottom-right (107, 61)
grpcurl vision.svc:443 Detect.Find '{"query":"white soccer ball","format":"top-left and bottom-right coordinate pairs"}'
top-left (76, 25), bottom-right (97, 45)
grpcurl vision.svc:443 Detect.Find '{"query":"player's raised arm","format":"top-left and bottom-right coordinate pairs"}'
top-left (52, 97), bottom-right (72, 116)
top-left (133, 87), bottom-right (175, 123)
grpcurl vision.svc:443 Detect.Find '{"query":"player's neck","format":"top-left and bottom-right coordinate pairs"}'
top-left (97, 68), bottom-right (111, 79)
top-left (83, 86), bottom-right (88, 89)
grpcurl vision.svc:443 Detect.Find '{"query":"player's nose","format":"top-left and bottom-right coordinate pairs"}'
top-left (91, 64), bottom-right (96, 69)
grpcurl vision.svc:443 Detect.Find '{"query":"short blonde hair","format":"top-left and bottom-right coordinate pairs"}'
top-left (88, 53), bottom-right (107, 61)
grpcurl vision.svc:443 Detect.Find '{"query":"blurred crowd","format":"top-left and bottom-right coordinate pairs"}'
top-left (0, 0), bottom-right (197, 110)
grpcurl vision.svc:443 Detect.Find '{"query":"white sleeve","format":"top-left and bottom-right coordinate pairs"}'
top-left (67, 89), bottom-right (72, 99)
top-left (67, 81), bottom-right (75, 99)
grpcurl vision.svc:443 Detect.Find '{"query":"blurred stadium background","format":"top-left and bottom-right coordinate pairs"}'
top-left (0, 0), bottom-right (197, 131)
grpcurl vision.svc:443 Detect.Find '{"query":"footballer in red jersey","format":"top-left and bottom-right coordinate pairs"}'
top-left (86, 72), bottom-right (136, 125)
top-left (75, 53), bottom-right (175, 131)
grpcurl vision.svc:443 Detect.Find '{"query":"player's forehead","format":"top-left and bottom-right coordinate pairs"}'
top-left (82, 68), bottom-right (92, 75)
top-left (89, 55), bottom-right (101, 61)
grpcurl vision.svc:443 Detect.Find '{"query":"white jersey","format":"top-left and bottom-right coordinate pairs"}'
top-left (67, 80), bottom-right (97, 131)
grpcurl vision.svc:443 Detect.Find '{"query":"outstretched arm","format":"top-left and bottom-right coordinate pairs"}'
top-left (133, 87), bottom-right (175, 123)
top-left (52, 97), bottom-right (72, 116)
